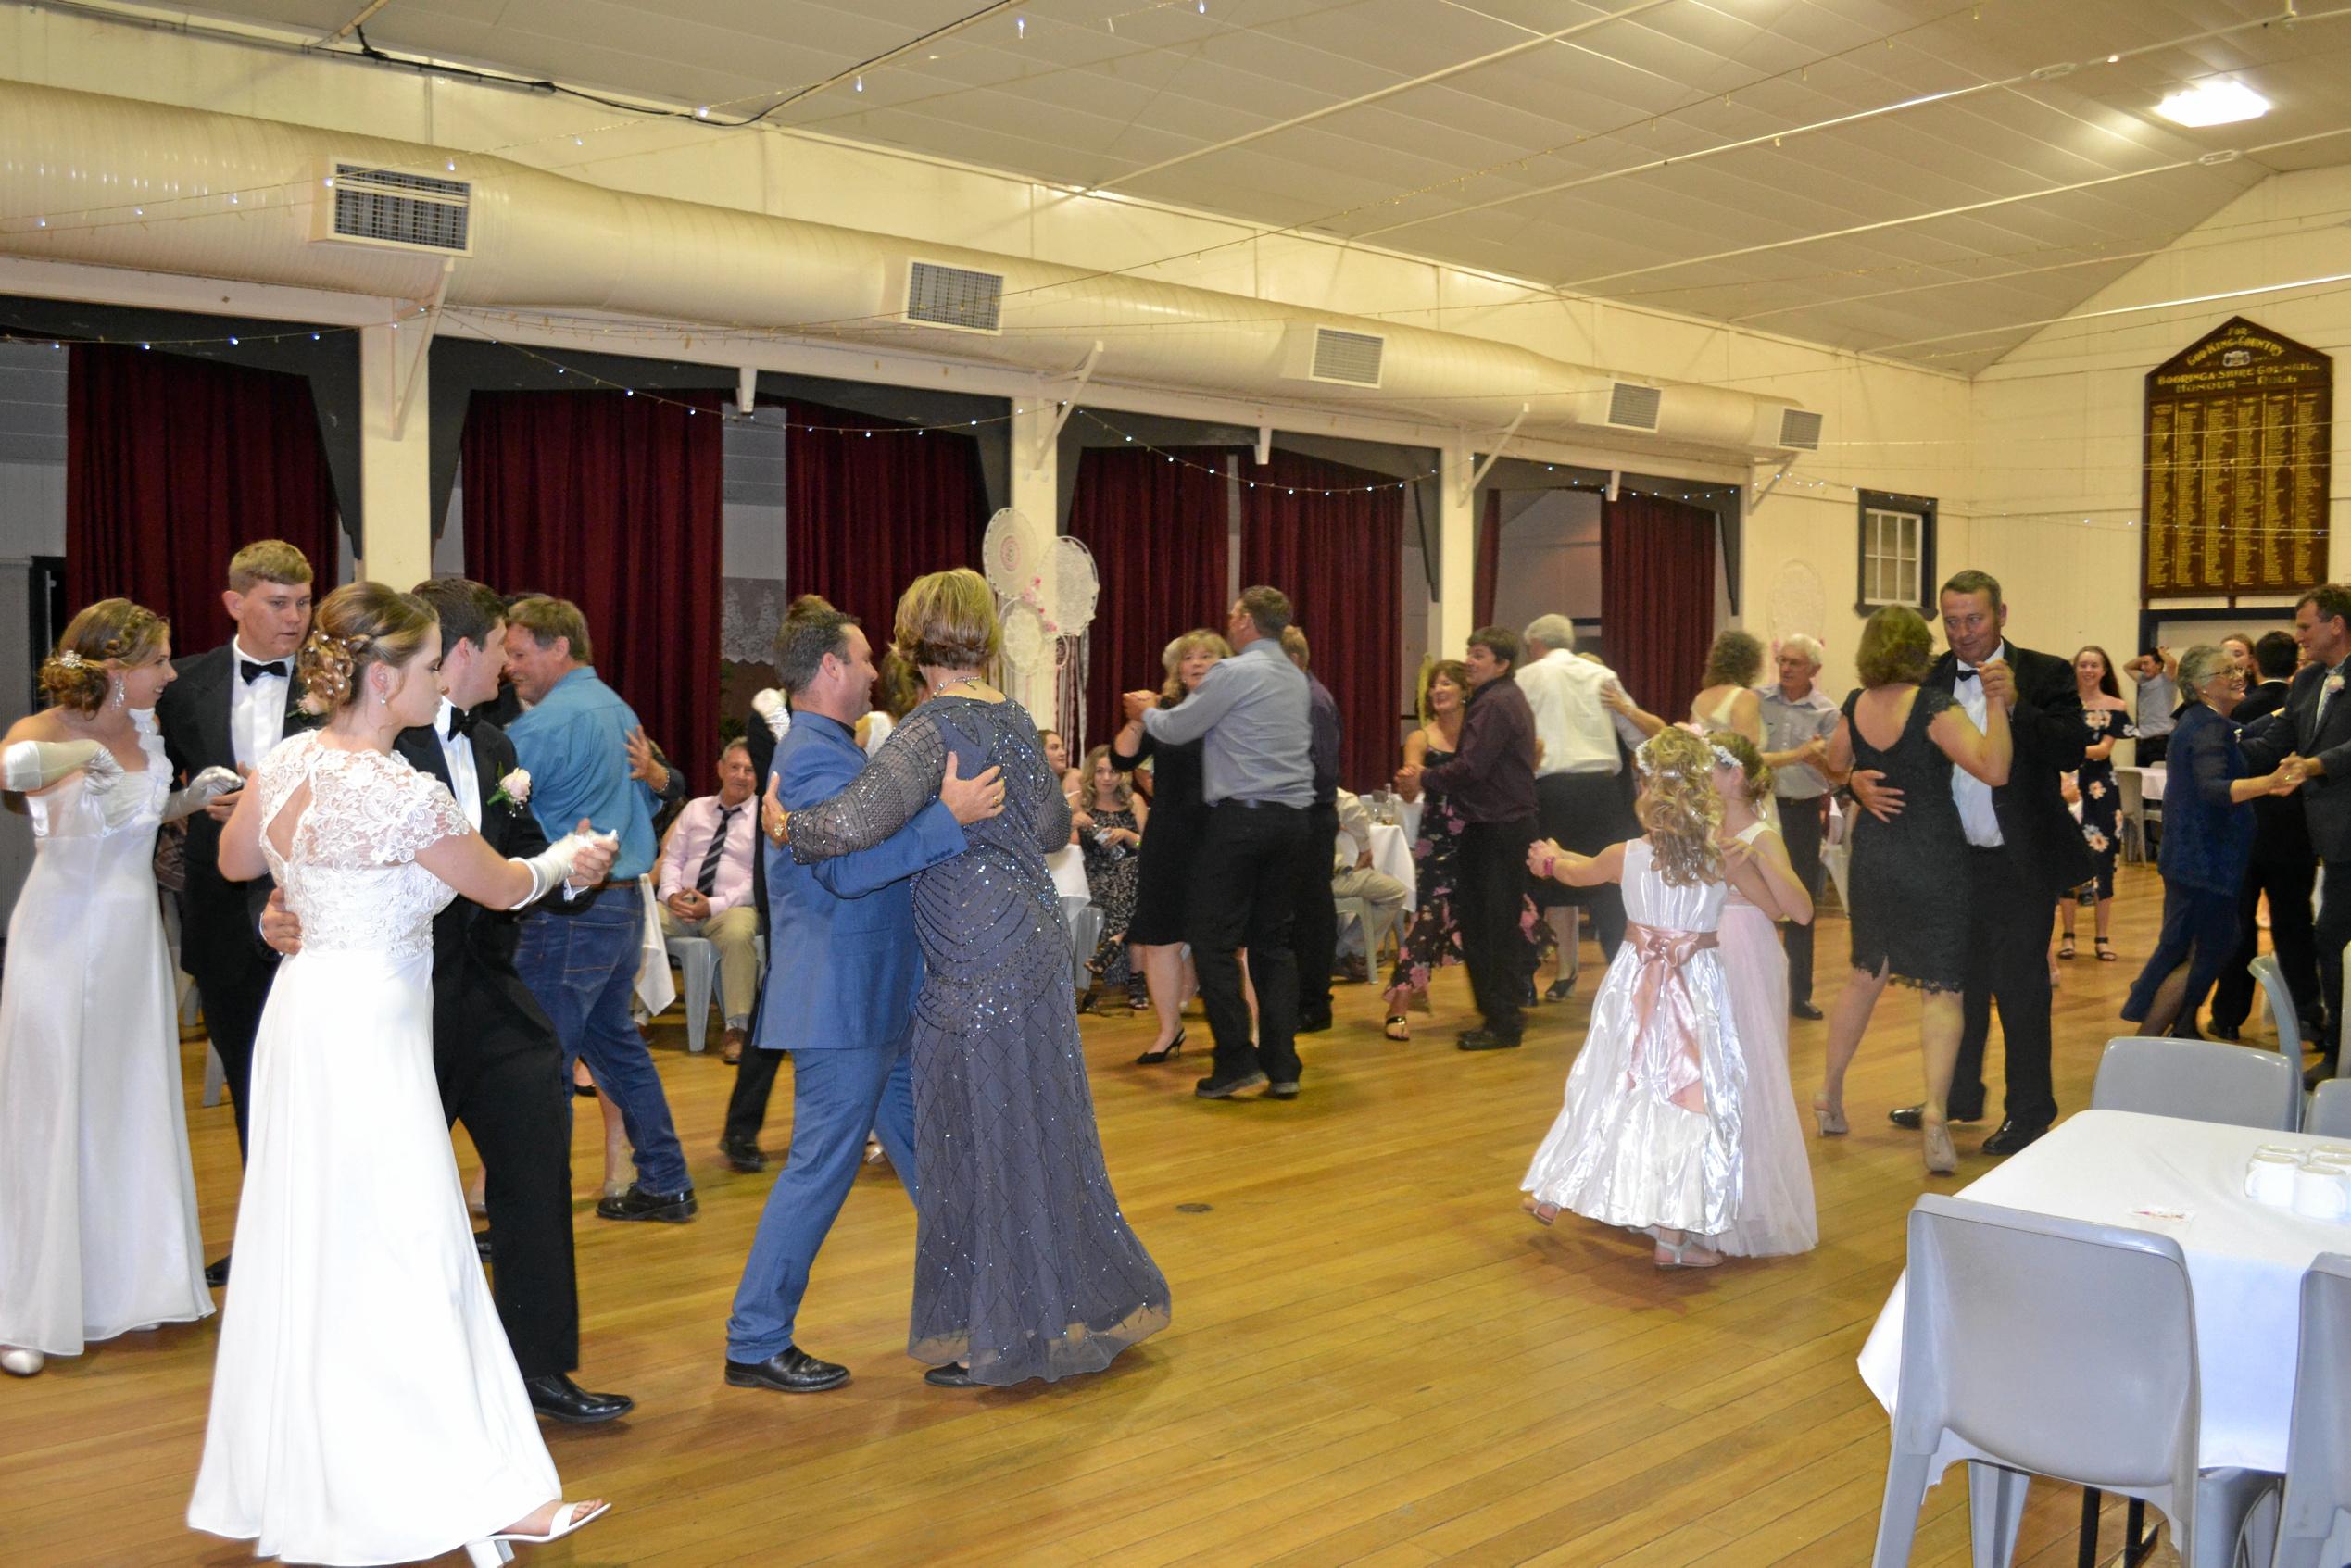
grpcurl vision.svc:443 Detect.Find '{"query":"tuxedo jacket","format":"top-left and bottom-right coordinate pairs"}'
top-left (156, 643), bottom-right (315, 977)
top-left (2239, 663), bottom-right (2351, 861)
top-left (2232, 682), bottom-right (2310, 868)
top-left (1923, 642), bottom-right (2095, 901)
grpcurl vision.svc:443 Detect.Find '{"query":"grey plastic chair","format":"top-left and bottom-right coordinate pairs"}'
top-left (2305, 1081), bottom-right (2351, 1139)
top-left (1332, 894), bottom-right (1398, 972)
top-left (2092, 1037), bottom-right (2302, 1133)
top-left (662, 933), bottom-right (765, 1055)
top-left (1871, 1195), bottom-right (2279, 1568)
top-left (2274, 1253), bottom-right (2351, 1568)
top-left (1067, 902), bottom-right (1104, 996)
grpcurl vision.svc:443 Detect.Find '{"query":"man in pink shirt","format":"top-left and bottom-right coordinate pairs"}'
top-left (659, 738), bottom-right (762, 1061)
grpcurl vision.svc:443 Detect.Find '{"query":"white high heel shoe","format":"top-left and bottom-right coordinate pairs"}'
top-left (464, 1499), bottom-right (610, 1564)
top-left (1, 1345), bottom-right (44, 1376)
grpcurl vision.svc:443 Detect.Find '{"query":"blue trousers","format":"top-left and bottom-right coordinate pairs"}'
top-left (515, 894), bottom-right (690, 1197)
top-left (725, 1045), bottom-right (918, 1361)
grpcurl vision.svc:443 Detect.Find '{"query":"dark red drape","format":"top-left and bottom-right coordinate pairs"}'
top-left (67, 344), bottom-right (340, 649)
top-left (1602, 492), bottom-right (1716, 718)
top-left (1473, 489), bottom-right (1503, 630)
top-left (1240, 451), bottom-right (1404, 792)
top-left (1066, 445), bottom-right (1235, 751)
top-left (461, 389), bottom-right (725, 789)
top-left (781, 399), bottom-right (988, 655)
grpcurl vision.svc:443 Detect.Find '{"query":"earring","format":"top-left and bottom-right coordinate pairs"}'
top-left (110, 681), bottom-right (125, 710)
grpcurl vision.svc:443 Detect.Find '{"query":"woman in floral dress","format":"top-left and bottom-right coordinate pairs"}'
top-left (1073, 746), bottom-right (1147, 1010)
top-left (2058, 646), bottom-right (2134, 965)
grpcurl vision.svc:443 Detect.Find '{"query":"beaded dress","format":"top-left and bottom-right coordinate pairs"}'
top-left (791, 695), bottom-right (1171, 1386)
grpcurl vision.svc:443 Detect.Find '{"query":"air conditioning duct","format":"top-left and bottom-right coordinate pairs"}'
top-left (0, 82), bottom-right (1811, 460)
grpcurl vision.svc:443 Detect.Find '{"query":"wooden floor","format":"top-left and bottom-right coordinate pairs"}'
top-left (5, 863), bottom-right (2252, 1566)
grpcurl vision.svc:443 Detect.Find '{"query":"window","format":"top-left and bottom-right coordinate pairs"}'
top-left (1855, 491), bottom-right (1937, 612)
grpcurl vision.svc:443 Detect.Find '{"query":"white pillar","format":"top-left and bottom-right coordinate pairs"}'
top-left (1432, 443), bottom-right (1477, 660)
top-left (1006, 395), bottom-right (1060, 729)
top-left (357, 321), bottom-right (434, 589)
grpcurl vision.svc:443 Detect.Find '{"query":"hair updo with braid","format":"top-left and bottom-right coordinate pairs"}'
top-left (296, 582), bottom-right (437, 714)
top-left (40, 598), bottom-right (170, 715)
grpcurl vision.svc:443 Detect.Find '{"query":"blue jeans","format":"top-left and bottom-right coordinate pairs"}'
top-left (725, 1045), bottom-right (918, 1361)
top-left (515, 894), bottom-right (690, 1197)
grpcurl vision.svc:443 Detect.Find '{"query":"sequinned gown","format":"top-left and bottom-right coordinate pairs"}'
top-left (792, 696), bottom-right (1171, 1385)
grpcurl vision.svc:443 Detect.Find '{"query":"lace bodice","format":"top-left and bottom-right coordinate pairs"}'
top-left (257, 734), bottom-right (469, 960)
top-left (1621, 837), bottom-right (1726, 932)
top-left (25, 709), bottom-right (170, 842)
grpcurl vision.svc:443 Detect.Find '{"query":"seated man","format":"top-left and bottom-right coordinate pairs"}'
top-left (1330, 787), bottom-right (1408, 982)
top-left (658, 737), bottom-right (762, 1062)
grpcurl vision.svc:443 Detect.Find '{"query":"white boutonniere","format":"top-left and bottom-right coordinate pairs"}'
top-left (2329, 674), bottom-right (2345, 696)
top-left (488, 768), bottom-right (532, 811)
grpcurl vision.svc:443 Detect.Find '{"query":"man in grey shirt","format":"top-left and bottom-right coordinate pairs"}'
top-left (1124, 584), bottom-right (1313, 1101)
top-left (2126, 648), bottom-right (2179, 765)
top-left (1756, 633), bottom-right (1840, 1021)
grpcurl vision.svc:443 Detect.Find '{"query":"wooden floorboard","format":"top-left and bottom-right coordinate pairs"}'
top-left (5, 862), bottom-right (2232, 1565)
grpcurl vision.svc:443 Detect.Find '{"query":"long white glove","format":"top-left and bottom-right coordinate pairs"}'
top-left (507, 830), bottom-right (618, 909)
top-left (750, 688), bottom-right (789, 740)
top-left (3, 738), bottom-right (110, 792)
top-left (166, 765), bottom-right (242, 823)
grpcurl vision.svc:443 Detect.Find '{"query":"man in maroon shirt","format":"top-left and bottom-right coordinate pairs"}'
top-left (1400, 625), bottom-right (1540, 1049)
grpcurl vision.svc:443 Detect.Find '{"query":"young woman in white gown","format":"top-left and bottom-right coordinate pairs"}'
top-left (188, 583), bottom-right (613, 1567)
top-left (0, 599), bottom-right (239, 1377)
top-left (1519, 727), bottom-right (1787, 1269)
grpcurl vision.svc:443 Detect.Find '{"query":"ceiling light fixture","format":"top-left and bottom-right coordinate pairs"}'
top-left (2156, 79), bottom-right (2269, 127)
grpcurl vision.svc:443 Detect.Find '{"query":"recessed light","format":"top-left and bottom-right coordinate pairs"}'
top-left (2156, 80), bottom-right (2269, 127)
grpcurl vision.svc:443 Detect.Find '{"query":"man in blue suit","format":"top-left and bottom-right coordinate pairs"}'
top-left (723, 596), bottom-right (1004, 1394)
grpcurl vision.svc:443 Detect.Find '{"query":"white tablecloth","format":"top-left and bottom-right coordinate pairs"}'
top-left (1366, 822), bottom-right (1418, 911)
top-left (1856, 1109), bottom-right (2351, 1471)
top-left (1045, 843), bottom-right (1090, 901)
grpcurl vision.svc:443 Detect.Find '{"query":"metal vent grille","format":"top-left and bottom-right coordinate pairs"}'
top-left (328, 163), bottom-right (471, 253)
top-left (1310, 328), bottom-right (1385, 386)
top-left (1606, 381), bottom-right (1664, 431)
top-left (905, 261), bottom-right (1004, 332)
top-left (1779, 408), bottom-right (1825, 451)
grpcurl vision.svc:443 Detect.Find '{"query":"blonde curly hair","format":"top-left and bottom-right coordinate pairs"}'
top-left (1710, 730), bottom-right (1773, 808)
top-left (295, 582), bottom-right (436, 714)
top-left (1634, 728), bottom-right (1726, 888)
top-left (41, 598), bottom-right (170, 714)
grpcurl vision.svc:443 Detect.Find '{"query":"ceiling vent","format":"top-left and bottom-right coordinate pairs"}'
top-left (1604, 380), bottom-right (1664, 432)
top-left (1778, 408), bottom-right (1825, 451)
top-left (902, 259), bottom-right (1004, 334)
top-left (1282, 325), bottom-right (1386, 388)
top-left (310, 160), bottom-right (471, 255)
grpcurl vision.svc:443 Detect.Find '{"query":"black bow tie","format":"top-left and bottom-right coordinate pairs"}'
top-left (445, 708), bottom-right (474, 740)
top-left (1955, 667), bottom-right (1979, 683)
top-left (239, 659), bottom-right (288, 684)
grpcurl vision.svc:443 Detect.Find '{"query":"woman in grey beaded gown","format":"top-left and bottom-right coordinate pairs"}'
top-left (786, 569), bottom-right (1170, 1387)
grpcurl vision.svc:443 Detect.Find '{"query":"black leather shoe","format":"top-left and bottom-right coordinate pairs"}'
top-left (1195, 1070), bottom-right (1268, 1099)
top-left (205, 1254), bottom-right (231, 1288)
top-left (1790, 1000), bottom-right (1824, 1022)
top-left (473, 1229), bottom-right (494, 1261)
top-left (1521, 979), bottom-right (1540, 1007)
top-left (1980, 1120), bottom-right (2049, 1157)
top-left (596, 1183), bottom-right (698, 1223)
top-left (924, 1362), bottom-right (975, 1388)
top-left (2206, 1020), bottom-right (2242, 1042)
top-left (1458, 1030), bottom-right (1522, 1051)
top-left (724, 1347), bottom-right (849, 1395)
top-left (1889, 1103), bottom-right (1983, 1130)
top-left (1296, 1015), bottom-right (1334, 1035)
top-left (1264, 1080), bottom-right (1299, 1099)
top-left (1543, 977), bottom-right (1576, 1003)
top-left (717, 1135), bottom-right (767, 1173)
top-left (525, 1373), bottom-right (635, 1424)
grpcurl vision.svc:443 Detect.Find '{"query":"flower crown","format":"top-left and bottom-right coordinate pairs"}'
top-left (1635, 723), bottom-right (1740, 780)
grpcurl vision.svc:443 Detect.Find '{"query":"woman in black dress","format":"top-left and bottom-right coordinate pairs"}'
top-left (1814, 607), bottom-right (2011, 1176)
top-left (1113, 629), bottom-right (1231, 1063)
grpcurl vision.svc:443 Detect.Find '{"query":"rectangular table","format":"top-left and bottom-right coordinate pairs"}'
top-left (1856, 1109), bottom-right (2351, 1471)
top-left (1365, 822), bottom-right (1418, 912)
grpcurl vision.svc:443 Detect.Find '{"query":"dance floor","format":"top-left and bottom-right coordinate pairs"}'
top-left (7, 864), bottom-right (2232, 1566)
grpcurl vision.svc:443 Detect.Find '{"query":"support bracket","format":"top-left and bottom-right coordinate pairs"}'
top-left (1255, 424), bottom-right (1272, 465)
top-left (1749, 459), bottom-right (1793, 513)
top-left (387, 257), bottom-right (452, 435)
top-left (1460, 403), bottom-right (1529, 505)
top-left (1033, 339), bottom-right (1103, 469)
top-left (736, 366), bottom-right (759, 416)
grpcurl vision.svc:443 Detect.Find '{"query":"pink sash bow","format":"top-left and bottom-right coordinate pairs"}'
top-left (1621, 920), bottom-right (1716, 1115)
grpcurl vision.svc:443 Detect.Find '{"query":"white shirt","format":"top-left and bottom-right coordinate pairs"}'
top-left (434, 697), bottom-right (482, 832)
top-left (1515, 648), bottom-right (1624, 777)
top-left (229, 637), bottom-right (293, 772)
top-left (1950, 642), bottom-right (2005, 849)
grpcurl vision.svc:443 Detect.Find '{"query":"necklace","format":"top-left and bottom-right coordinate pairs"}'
top-left (933, 672), bottom-right (987, 696)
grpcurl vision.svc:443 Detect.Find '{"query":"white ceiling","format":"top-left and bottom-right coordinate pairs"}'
top-left (185, 0), bottom-right (2351, 372)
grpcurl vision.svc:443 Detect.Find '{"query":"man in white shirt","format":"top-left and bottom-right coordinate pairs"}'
top-left (1328, 788), bottom-right (1408, 976)
top-left (1516, 613), bottom-right (1639, 982)
top-left (657, 739), bottom-right (762, 1062)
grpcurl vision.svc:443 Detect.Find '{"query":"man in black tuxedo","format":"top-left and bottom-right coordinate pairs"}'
top-left (2237, 586), bottom-right (2351, 1081)
top-left (262, 578), bottom-right (634, 1424)
top-left (1861, 570), bottom-right (2092, 1155)
top-left (2210, 629), bottom-right (2320, 1044)
top-left (156, 540), bottom-right (317, 1286)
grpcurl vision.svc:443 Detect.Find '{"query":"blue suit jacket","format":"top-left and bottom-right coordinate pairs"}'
top-left (755, 711), bottom-right (964, 1054)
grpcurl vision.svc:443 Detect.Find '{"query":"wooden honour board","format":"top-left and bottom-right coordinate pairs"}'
top-left (2142, 315), bottom-right (2332, 600)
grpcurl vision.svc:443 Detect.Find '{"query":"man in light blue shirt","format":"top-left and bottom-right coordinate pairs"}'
top-left (505, 596), bottom-right (694, 1223)
top-left (1125, 585), bottom-right (1314, 1101)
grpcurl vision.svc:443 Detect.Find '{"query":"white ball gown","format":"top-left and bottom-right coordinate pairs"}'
top-left (1713, 820), bottom-right (1817, 1257)
top-left (0, 709), bottom-right (211, 1356)
top-left (1522, 837), bottom-right (1745, 1238)
top-left (189, 735), bottom-right (559, 1565)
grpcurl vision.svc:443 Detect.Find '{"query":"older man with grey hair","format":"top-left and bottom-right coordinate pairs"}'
top-left (1516, 612), bottom-right (1639, 980)
top-left (1758, 633), bottom-right (1840, 1020)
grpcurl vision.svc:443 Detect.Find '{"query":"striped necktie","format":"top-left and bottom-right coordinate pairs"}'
top-left (696, 806), bottom-right (738, 896)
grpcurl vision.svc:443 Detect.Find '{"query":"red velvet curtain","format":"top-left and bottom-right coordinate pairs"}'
top-left (67, 344), bottom-right (340, 649)
top-left (1602, 492), bottom-right (1716, 717)
top-left (780, 399), bottom-right (988, 652)
top-left (1472, 489), bottom-right (1503, 630)
top-left (1240, 451), bottom-right (1404, 792)
top-left (461, 388), bottom-right (725, 788)
top-left (1066, 445), bottom-right (1235, 750)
